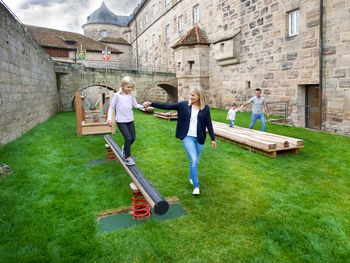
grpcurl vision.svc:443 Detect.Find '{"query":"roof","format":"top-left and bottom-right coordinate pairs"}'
top-left (84, 2), bottom-right (132, 27)
top-left (172, 25), bottom-right (210, 49)
top-left (26, 25), bottom-right (122, 54)
top-left (100, 37), bottom-right (131, 45)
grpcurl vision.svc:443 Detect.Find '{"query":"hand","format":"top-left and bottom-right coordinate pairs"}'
top-left (107, 120), bottom-right (112, 127)
top-left (211, 141), bottom-right (217, 149)
top-left (143, 101), bottom-right (151, 109)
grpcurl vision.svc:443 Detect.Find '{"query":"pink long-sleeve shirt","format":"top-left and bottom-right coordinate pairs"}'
top-left (107, 92), bottom-right (143, 123)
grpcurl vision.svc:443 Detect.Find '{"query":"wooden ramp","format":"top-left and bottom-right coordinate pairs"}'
top-left (154, 111), bottom-right (178, 121)
top-left (212, 121), bottom-right (304, 158)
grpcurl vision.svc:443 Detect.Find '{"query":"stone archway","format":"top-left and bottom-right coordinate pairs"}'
top-left (141, 82), bottom-right (178, 103)
top-left (157, 83), bottom-right (178, 103)
top-left (71, 84), bottom-right (116, 110)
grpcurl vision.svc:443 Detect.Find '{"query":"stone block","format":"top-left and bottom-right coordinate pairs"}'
top-left (271, 3), bottom-right (278, 12)
top-left (252, 28), bottom-right (260, 36)
top-left (340, 32), bottom-right (350, 42)
top-left (323, 46), bottom-right (336, 55)
top-left (339, 80), bottom-right (350, 88)
top-left (249, 21), bottom-right (256, 29)
top-left (262, 23), bottom-right (273, 32)
top-left (264, 73), bottom-right (274, 79)
top-left (333, 69), bottom-right (346, 78)
top-left (286, 70), bottom-right (298, 79)
top-left (302, 39), bottom-right (317, 48)
top-left (307, 20), bottom-right (319, 28)
top-left (287, 52), bottom-right (298, 60)
top-left (281, 62), bottom-right (293, 70)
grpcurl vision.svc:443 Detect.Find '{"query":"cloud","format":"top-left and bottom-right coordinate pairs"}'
top-left (2, 0), bottom-right (141, 33)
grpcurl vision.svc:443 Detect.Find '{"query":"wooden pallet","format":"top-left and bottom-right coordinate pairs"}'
top-left (212, 121), bottom-right (304, 158)
top-left (154, 112), bottom-right (178, 121)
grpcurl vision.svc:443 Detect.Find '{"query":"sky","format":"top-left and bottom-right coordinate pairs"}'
top-left (2, 0), bottom-right (140, 34)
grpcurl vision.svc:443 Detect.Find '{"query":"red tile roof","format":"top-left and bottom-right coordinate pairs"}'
top-left (172, 25), bottom-right (210, 49)
top-left (100, 37), bottom-right (131, 45)
top-left (25, 25), bottom-right (122, 54)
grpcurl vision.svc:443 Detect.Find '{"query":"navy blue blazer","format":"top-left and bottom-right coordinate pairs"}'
top-left (151, 101), bottom-right (215, 144)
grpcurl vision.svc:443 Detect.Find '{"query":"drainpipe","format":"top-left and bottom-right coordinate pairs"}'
top-left (319, 0), bottom-right (324, 130)
top-left (135, 19), bottom-right (139, 71)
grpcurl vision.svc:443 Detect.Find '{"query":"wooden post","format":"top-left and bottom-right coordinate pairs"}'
top-left (75, 91), bottom-right (83, 135)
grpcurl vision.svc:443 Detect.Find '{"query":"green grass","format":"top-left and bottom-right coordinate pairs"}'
top-left (0, 110), bottom-right (349, 262)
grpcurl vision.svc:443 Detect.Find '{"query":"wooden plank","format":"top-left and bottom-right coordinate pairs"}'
top-left (213, 125), bottom-right (277, 151)
top-left (213, 121), bottom-right (303, 147)
top-left (213, 122), bottom-right (289, 148)
top-left (211, 121), bottom-right (303, 157)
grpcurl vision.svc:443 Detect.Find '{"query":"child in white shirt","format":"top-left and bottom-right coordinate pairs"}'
top-left (226, 104), bottom-right (242, 128)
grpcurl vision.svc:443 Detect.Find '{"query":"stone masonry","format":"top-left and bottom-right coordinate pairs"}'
top-left (123, 0), bottom-right (350, 134)
top-left (0, 3), bottom-right (58, 145)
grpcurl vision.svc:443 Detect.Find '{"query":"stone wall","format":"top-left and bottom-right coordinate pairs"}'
top-left (323, 0), bottom-right (350, 135)
top-left (0, 3), bottom-right (58, 145)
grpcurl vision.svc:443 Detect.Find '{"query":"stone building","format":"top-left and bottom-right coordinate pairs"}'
top-left (84, 0), bottom-right (350, 135)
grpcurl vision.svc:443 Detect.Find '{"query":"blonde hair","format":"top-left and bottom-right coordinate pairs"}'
top-left (188, 86), bottom-right (206, 110)
top-left (119, 76), bottom-right (136, 95)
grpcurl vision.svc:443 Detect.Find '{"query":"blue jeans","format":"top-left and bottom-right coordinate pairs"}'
top-left (182, 136), bottom-right (204, 189)
top-left (229, 119), bottom-right (235, 127)
top-left (249, 113), bottom-right (266, 131)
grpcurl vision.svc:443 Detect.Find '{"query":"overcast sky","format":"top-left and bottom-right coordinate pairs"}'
top-left (2, 0), bottom-right (140, 34)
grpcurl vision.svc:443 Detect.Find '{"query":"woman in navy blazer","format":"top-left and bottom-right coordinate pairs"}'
top-left (144, 87), bottom-right (217, 196)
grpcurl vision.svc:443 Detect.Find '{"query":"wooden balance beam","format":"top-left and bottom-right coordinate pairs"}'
top-left (104, 135), bottom-right (169, 215)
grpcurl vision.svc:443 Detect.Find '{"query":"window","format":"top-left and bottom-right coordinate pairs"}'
top-left (288, 9), bottom-right (300, 37)
top-left (165, 24), bottom-right (170, 41)
top-left (220, 43), bottom-right (224, 52)
top-left (178, 15), bottom-right (184, 33)
top-left (188, 60), bottom-right (195, 70)
top-left (165, 0), bottom-right (171, 8)
top-left (193, 4), bottom-right (200, 24)
top-left (101, 30), bottom-right (107, 38)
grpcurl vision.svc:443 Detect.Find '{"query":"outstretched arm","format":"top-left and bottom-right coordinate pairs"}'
top-left (144, 101), bottom-right (179, 110)
top-left (132, 96), bottom-right (144, 110)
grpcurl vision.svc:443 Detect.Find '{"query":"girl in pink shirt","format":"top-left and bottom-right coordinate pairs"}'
top-left (107, 76), bottom-right (144, 165)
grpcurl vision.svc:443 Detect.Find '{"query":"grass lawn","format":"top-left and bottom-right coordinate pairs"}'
top-left (1, 109), bottom-right (350, 262)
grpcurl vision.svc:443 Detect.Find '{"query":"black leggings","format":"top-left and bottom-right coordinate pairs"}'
top-left (117, 121), bottom-right (135, 158)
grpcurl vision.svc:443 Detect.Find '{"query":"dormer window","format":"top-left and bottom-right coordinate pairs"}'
top-left (61, 37), bottom-right (77, 45)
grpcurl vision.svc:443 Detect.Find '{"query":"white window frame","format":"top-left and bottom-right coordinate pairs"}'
top-left (101, 30), bottom-right (107, 38)
top-left (193, 4), bottom-right (200, 24)
top-left (165, 24), bottom-right (170, 41)
top-left (165, 0), bottom-right (171, 8)
top-left (288, 9), bottom-right (300, 37)
top-left (178, 15), bottom-right (184, 33)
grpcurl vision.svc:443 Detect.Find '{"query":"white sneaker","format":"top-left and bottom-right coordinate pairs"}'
top-left (189, 178), bottom-right (193, 185)
top-left (124, 157), bottom-right (135, 166)
top-left (192, 187), bottom-right (200, 196)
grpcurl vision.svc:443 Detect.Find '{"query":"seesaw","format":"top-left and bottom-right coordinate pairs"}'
top-left (104, 135), bottom-right (169, 217)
